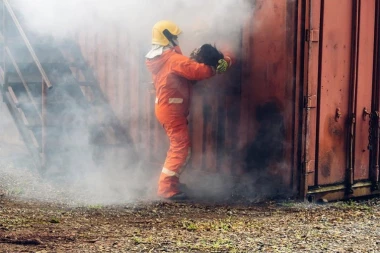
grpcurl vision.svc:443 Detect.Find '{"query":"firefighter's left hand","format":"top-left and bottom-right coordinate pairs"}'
top-left (216, 59), bottom-right (229, 74)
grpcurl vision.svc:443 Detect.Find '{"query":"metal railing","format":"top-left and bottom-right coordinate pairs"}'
top-left (3, 0), bottom-right (52, 88)
top-left (2, 0), bottom-right (53, 167)
top-left (5, 47), bottom-right (42, 119)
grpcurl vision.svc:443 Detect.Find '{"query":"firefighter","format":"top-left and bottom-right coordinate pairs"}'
top-left (146, 20), bottom-right (232, 201)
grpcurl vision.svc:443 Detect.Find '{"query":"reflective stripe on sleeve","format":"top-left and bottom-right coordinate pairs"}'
top-left (168, 98), bottom-right (183, 104)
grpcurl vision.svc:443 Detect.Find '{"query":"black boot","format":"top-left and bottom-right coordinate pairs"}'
top-left (179, 183), bottom-right (190, 193)
top-left (167, 192), bottom-right (189, 201)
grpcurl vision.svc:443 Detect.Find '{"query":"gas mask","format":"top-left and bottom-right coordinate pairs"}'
top-left (189, 44), bottom-right (224, 68)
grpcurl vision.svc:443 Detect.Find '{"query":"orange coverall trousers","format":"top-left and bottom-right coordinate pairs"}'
top-left (157, 117), bottom-right (191, 198)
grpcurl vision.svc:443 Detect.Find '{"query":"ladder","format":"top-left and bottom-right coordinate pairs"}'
top-left (0, 0), bottom-right (137, 173)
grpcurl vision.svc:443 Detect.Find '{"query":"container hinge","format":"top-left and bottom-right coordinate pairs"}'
top-left (305, 29), bottom-right (320, 42)
top-left (303, 95), bottom-right (317, 109)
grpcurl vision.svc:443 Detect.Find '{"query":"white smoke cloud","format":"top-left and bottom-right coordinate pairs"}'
top-left (0, 0), bottom-right (256, 205)
top-left (12, 0), bottom-right (252, 53)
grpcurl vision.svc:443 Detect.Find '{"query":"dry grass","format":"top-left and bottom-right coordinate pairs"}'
top-left (0, 196), bottom-right (379, 252)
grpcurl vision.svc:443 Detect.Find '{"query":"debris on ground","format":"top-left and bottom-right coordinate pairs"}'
top-left (0, 194), bottom-right (379, 252)
top-left (0, 162), bottom-right (379, 252)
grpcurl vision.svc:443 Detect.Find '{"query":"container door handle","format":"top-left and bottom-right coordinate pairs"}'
top-left (363, 107), bottom-right (371, 121)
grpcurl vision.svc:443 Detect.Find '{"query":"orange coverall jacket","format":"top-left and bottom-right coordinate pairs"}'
top-left (146, 49), bottom-right (215, 122)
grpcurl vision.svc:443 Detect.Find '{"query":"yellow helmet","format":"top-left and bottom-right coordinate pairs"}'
top-left (151, 20), bottom-right (182, 46)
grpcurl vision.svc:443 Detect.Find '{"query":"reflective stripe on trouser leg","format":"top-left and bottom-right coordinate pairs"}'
top-left (161, 167), bottom-right (179, 177)
top-left (157, 119), bottom-right (190, 198)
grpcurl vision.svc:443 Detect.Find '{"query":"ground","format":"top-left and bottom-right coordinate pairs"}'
top-left (0, 195), bottom-right (379, 253)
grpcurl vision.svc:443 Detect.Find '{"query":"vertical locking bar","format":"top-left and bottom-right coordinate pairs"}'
top-left (370, 0), bottom-right (380, 190)
top-left (346, 0), bottom-right (361, 195)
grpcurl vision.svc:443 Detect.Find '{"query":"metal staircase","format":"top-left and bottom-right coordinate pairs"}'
top-left (0, 0), bottom-right (136, 172)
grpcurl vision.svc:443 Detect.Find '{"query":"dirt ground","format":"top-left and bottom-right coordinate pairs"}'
top-left (0, 152), bottom-right (378, 252)
top-left (0, 195), bottom-right (379, 253)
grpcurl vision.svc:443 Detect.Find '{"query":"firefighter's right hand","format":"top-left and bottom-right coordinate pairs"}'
top-left (216, 59), bottom-right (229, 74)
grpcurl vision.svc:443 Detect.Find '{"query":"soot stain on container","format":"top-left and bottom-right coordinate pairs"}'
top-left (245, 101), bottom-right (285, 173)
top-left (328, 117), bottom-right (344, 139)
top-left (319, 116), bottom-right (345, 179)
top-left (320, 151), bottom-right (333, 178)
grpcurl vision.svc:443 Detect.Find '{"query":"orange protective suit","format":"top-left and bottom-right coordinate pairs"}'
top-left (146, 47), bottom-right (216, 198)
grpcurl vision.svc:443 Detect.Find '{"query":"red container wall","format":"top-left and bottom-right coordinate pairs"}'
top-left (240, 0), bottom-right (299, 190)
top-left (303, 0), bottom-right (380, 199)
top-left (75, 29), bottom-right (244, 175)
top-left (317, 1), bottom-right (353, 185)
top-left (76, 28), bottom-right (167, 165)
top-left (354, 0), bottom-right (376, 181)
top-left (75, 0), bottom-right (300, 189)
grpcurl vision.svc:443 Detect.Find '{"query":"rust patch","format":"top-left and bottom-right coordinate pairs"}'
top-left (320, 151), bottom-right (334, 178)
top-left (245, 101), bottom-right (285, 173)
top-left (328, 117), bottom-right (344, 139)
top-left (319, 116), bottom-right (345, 179)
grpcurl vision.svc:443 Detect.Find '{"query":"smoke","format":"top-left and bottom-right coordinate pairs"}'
top-left (12, 0), bottom-right (252, 54)
top-left (0, 0), bottom-right (257, 205)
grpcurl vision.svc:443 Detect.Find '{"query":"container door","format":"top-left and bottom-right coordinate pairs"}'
top-left (316, 0), bottom-right (354, 186)
top-left (304, 0), bottom-right (378, 192)
top-left (353, 0), bottom-right (376, 182)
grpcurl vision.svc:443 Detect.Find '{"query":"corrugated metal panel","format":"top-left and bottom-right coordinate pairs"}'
top-left (240, 0), bottom-right (299, 190)
top-left (303, 0), bottom-right (380, 199)
top-left (317, 0), bottom-right (353, 186)
top-left (354, 0), bottom-right (376, 181)
top-left (188, 61), bottom-right (242, 174)
top-left (75, 24), bottom-right (243, 174)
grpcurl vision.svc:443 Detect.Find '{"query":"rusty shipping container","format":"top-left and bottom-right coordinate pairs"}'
top-left (301, 0), bottom-right (380, 200)
top-left (72, 0), bottom-right (380, 201)
top-left (3, 0), bottom-right (378, 201)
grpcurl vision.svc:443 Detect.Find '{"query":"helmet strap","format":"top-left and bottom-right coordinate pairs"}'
top-left (163, 29), bottom-right (177, 46)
